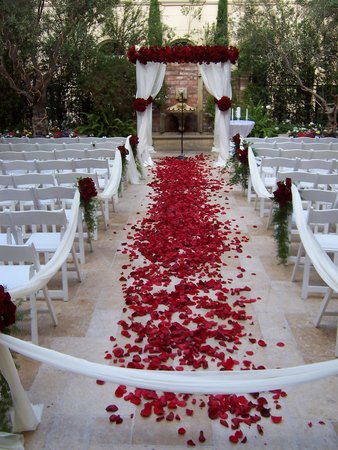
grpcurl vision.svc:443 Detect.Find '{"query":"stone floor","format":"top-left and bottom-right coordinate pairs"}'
top-left (12, 147), bottom-right (338, 449)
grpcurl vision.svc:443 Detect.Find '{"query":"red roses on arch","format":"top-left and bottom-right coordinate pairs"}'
top-left (133, 96), bottom-right (153, 112)
top-left (214, 96), bottom-right (232, 112)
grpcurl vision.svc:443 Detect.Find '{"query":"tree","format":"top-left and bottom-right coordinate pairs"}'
top-left (214, 0), bottom-right (228, 45)
top-left (180, 0), bottom-right (205, 41)
top-left (148, 0), bottom-right (163, 46)
top-left (0, 0), bottom-right (118, 136)
top-left (237, 0), bottom-right (337, 134)
top-left (101, 1), bottom-right (148, 55)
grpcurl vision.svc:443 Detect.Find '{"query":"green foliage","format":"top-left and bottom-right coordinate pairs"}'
top-left (0, 373), bottom-right (12, 432)
top-left (77, 113), bottom-right (135, 137)
top-left (180, 0), bottom-right (205, 40)
top-left (214, 0), bottom-right (228, 45)
top-left (272, 202), bottom-right (293, 265)
top-left (148, 0), bottom-right (163, 46)
top-left (247, 102), bottom-right (279, 138)
top-left (236, 0), bottom-right (338, 126)
top-left (101, 1), bottom-right (148, 55)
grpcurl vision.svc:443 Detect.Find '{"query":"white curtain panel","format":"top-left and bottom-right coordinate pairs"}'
top-left (200, 61), bottom-right (232, 166)
top-left (136, 61), bottom-right (166, 166)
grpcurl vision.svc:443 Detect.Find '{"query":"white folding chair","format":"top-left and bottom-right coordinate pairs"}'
top-left (12, 173), bottom-right (56, 189)
top-left (9, 209), bottom-right (82, 302)
top-left (23, 150), bottom-right (55, 161)
top-left (1, 160), bottom-right (38, 175)
top-left (54, 149), bottom-right (87, 160)
top-left (0, 188), bottom-right (36, 212)
top-left (55, 171), bottom-right (108, 230)
top-left (0, 243), bottom-right (57, 344)
top-left (35, 159), bottom-right (74, 174)
top-left (33, 186), bottom-right (86, 264)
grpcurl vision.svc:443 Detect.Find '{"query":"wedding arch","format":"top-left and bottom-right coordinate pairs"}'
top-left (128, 45), bottom-right (240, 166)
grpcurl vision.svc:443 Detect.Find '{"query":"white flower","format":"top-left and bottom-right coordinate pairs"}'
top-left (266, 105), bottom-right (271, 110)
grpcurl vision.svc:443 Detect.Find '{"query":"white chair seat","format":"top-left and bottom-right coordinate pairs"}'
top-left (0, 265), bottom-right (34, 289)
top-left (315, 234), bottom-right (338, 252)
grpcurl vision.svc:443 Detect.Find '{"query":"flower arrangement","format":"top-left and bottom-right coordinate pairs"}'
top-left (133, 96), bottom-right (153, 112)
top-left (0, 285), bottom-right (17, 431)
top-left (223, 133), bottom-right (251, 190)
top-left (214, 96), bottom-right (232, 112)
top-left (117, 144), bottom-right (129, 184)
top-left (288, 123), bottom-right (322, 138)
top-left (271, 178), bottom-right (293, 265)
top-left (77, 177), bottom-right (98, 244)
top-left (128, 44), bottom-right (239, 65)
top-left (129, 134), bottom-right (143, 176)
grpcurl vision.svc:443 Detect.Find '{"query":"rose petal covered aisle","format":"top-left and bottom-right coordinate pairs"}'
top-left (103, 155), bottom-right (287, 445)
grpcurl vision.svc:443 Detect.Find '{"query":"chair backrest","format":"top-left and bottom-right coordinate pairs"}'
top-left (35, 159), bottom-right (74, 173)
top-left (54, 149), bottom-right (87, 160)
top-left (300, 189), bottom-right (338, 209)
top-left (13, 172), bottom-right (56, 188)
top-left (93, 141), bottom-right (123, 150)
top-left (7, 143), bottom-right (36, 152)
top-left (1, 160), bottom-right (38, 175)
top-left (33, 186), bottom-right (76, 210)
top-left (0, 187), bottom-right (36, 205)
top-left (280, 149), bottom-right (313, 159)
top-left (86, 149), bottom-right (116, 159)
top-left (298, 159), bottom-right (335, 173)
top-left (0, 151), bottom-right (26, 161)
top-left (302, 142), bottom-right (332, 151)
top-left (72, 158), bottom-right (110, 172)
top-left (277, 170), bottom-right (319, 186)
top-left (307, 207), bottom-right (338, 234)
top-left (24, 150), bottom-right (56, 161)
top-left (0, 174), bottom-right (15, 188)
top-left (251, 142), bottom-right (277, 150)
top-left (36, 143), bottom-right (64, 151)
top-left (10, 207), bottom-right (67, 224)
top-left (316, 173), bottom-right (338, 190)
top-left (0, 243), bottom-right (39, 268)
top-left (261, 156), bottom-right (300, 173)
top-left (62, 142), bottom-right (90, 150)
top-left (0, 143), bottom-right (12, 152)
top-left (55, 171), bottom-right (100, 191)
top-left (313, 150), bottom-right (338, 160)
top-left (278, 142), bottom-right (304, 150)
top-left (254, 148), bottom-right (281, 158)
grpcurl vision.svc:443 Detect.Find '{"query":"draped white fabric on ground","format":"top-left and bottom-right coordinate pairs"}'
top-left (136, 61), bottom-right (166, 166)
top-left (199, 61), bottom-right (232, 165)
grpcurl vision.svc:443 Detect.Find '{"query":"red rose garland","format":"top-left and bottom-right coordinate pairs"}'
top-left (101, 156), bottom-right (287, 445)
top-left (214, 96), bottom-right (232, 112)
top-left (272, 178), bottom-right (293, 265)
top-left (128, 45), bottom-right (240, 65)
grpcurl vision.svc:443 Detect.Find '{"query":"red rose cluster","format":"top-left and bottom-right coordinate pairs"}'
top-left (128, 45), bottom-right (240, 65)
top-left (0, 285), bottom-right (16, 332)
top-left (78, 177), bottom-right (97, 203)
top-left (133, 96), bottom-right (153, 112)
top-left (129, 135), bottom-right (139, 147)
top-left (232, 133), bottom-right (249, 165)
top-left (214, 96), bottom-right (232, 112)
top-left (117, 145), bottom-right (129, 159)
top-left (273, 178), bottom-right (292, 208)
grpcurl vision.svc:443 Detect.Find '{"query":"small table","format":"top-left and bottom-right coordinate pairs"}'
top-left (230, 120), bottom-right (255, 138)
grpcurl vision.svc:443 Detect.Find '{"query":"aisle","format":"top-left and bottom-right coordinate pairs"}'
top-left (22, 153), bottom-right (338, 449)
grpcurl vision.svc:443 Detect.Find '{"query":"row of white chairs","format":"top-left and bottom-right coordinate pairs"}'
top-left (248, 148), bottom-right (338, 354)
top-left (250, 140), bottom-right (338, 151)
top-left (0, 190), bottom-right (81, 343)
top-left (255, 148), bottom-right (338, 160)
top-left (0, 140), bottom-right (125, 153)
top-left (248, 136), bottom-right (337, 144)
top-left (0, 147), bottom-right (117, 161)
top-left (0, 136), bottom-right (126, 144)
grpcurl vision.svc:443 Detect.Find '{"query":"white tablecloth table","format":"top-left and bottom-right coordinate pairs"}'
top-left (230, 120), bottom-right (255, 138)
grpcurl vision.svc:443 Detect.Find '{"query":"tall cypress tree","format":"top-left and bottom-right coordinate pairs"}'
top-left (214, 0), bottom-right (228, 46)
top-left (148, 0), bottom-right (163, 46)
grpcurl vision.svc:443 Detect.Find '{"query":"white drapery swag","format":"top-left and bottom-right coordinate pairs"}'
top-left (136, 61), bottom-right (166, 166)
top-left (199, 61), bottom-right (232, 166)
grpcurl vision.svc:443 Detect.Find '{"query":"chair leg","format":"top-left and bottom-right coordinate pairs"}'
top-left (71, 245), bottom-right (82, 282)
top-left (42, 286), bottom-right (58, 326)
top-left (29, 293), bottom-right (38, 345)
top-left (301, 254), bottom-right (311, 300)
top-left (335, 325), bottom-right (338, 358)
top-left (99, 200), bottom-right (108, 229)
top-left (61, 261), bottom-right (69, 302)
top-left (291, 242), bottom-right (304, 282)
top-left (315, 288), bottom-right (333, 327)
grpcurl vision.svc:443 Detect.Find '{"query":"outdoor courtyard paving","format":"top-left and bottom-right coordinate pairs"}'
top-left (15, 147), bottom-right (338, 450)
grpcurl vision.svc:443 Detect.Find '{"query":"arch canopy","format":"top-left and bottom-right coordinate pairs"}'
top-left (128, 45), bottom-right (240, 166)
